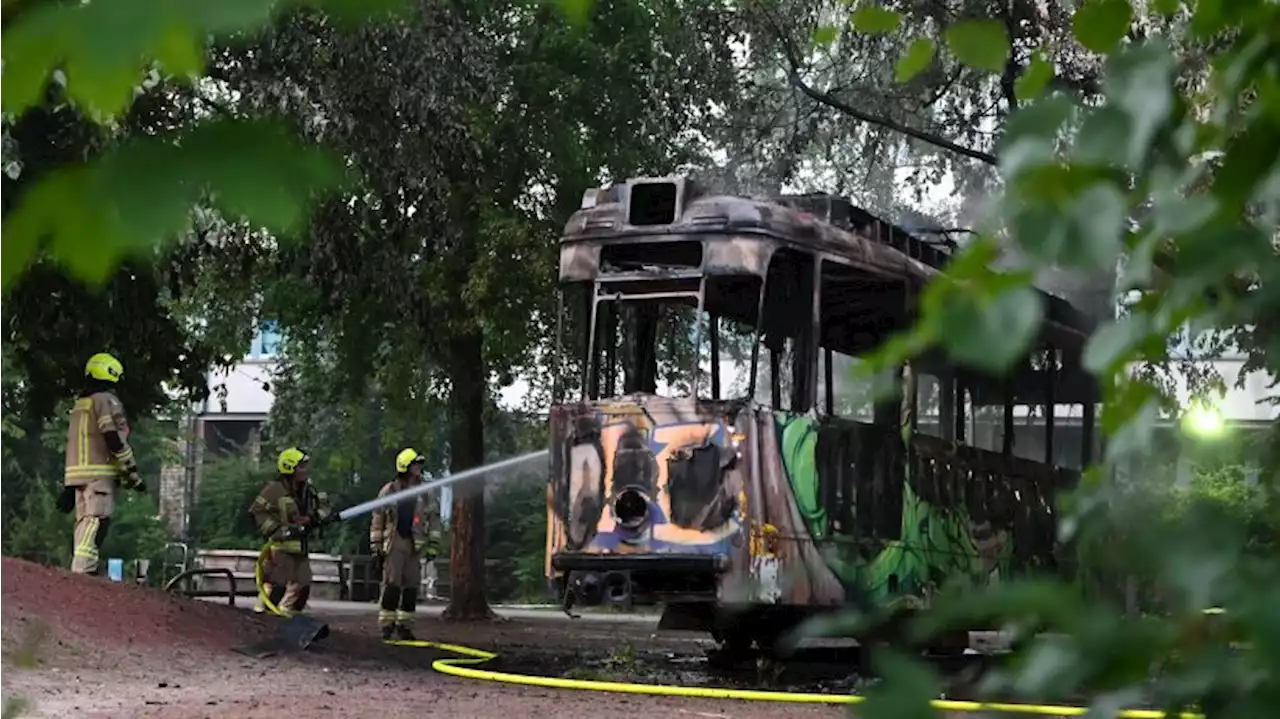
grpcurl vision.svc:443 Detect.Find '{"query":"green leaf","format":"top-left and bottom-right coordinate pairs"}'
top-left (1214, 121), bottom-right (1280, 213)
top-left (813, 25), bottom-right (839, 48)
top-left (1066, 183), bottom-right (1128, 270)
top-left (937, 285), bottom-right (1044, 373)
top-left (192, 0), bottom-right (287, 34)
top-left (996, 95), bottom-right (1075, 181)
top-left (1073, 106), bottom-right (1134, 165)
top-left (1072, 0), bottom-right (1134, 54)
top-left (554, 0), bottom-right (595, 26)
top-left (1, 118), bottom-right (347, 290)
top-left (895, 38), bottom-right (936, 83)
top-left (851, 5), bottom-right (902, 35)
top-left (0, 4), bottom-right (65, 114)
top-left (1, 0), bottom-right (409, 118)
top-left (1104, 42), bottom-right (1175, 167)
top-left (1083, 313), bottom-right (1150, 374)
top-left (944, 19), bottom-right (1010, 74)
top-left (307, 0), bottom-right (414, 25)
top-left (152, 26), bottom-right (207, 79)
top-left (1015, 53), bottom-right (1055, 102)
top-left (1102, 396), bottom-right (1160, 462)
top-left (859, 650), bottom-right (941, 719)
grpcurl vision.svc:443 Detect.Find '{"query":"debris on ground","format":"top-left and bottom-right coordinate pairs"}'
top-left (1, 558), bottom-right (843, 718)
top-left (1, 556), bottom-right (271, 661)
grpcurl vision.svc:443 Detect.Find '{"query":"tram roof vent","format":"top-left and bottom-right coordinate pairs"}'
top-left (625, 176), bottom-right (697, 227)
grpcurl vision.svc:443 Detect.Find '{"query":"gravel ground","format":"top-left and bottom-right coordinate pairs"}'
top-left (1, 558), bottom-right (847, 719)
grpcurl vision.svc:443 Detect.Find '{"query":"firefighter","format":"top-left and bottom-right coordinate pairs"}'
top-left (62, 352), bottom-right (146, 575)
top-left (370, 448), bottom-right (441, 641)
top-left (249, 448), bottom-right (321, 616)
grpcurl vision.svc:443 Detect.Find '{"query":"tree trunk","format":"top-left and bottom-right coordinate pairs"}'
top-left (443, 328), bottom-right (494, 621)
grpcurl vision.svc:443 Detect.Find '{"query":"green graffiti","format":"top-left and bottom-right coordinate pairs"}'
top-left (778, 415), bottom-right (826, 539)
top-left (776, 413), bottom-right (1012, 607)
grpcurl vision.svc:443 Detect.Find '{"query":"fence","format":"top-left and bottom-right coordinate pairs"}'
top-left (190, 549), bottom-right (451, 603)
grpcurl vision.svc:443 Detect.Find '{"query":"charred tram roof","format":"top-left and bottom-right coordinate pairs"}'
top-left (560, 176), bottom-right (1096, 356)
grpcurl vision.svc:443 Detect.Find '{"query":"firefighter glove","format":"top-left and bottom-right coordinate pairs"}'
top-left (280, 524), bottom-right (306, 541)
top-left (370, 551), bottom-right (384, 577)
top-left (123, 471), bottom-right (146, 493)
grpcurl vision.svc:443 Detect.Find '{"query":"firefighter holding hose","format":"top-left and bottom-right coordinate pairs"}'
top-left (370, 448), bottom-right (441, 641)
top-left (61, 352), bottom-right (146, 575)
top-left (250, 447), bottom-right (328, 616)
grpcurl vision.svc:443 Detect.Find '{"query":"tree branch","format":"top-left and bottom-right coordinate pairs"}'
top-left (761, 6), bottom-right (997, 166)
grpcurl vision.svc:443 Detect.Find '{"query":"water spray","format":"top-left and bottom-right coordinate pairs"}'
top-left (332, 450), bottom-right (549, 523)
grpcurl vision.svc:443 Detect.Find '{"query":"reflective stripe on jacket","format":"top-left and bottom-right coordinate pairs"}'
top-left (64, 392), bottom-right (133, 486)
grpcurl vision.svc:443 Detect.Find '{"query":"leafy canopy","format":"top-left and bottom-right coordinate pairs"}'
top-left (806, 0), bottom-right (1280, 715)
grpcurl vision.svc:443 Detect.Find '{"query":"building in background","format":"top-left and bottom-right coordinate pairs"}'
top-left (158, 323), bottom-right (280, 537)
top-left (158, 322), bottom-right (454, 538)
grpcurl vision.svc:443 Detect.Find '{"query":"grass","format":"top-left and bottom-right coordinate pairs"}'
top-left (2, 621), bottom-right (49, 670)
top-left (2, 696), bottom-right (31, 719)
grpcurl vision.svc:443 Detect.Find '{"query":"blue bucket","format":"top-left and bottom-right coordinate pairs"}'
top-left (107, 558), bottom-right (124, 582)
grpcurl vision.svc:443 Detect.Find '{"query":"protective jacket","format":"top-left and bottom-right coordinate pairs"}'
top-left (64, 390), bottom-right (135, 486)
top-left (369, 479), bottom-right (441, 556)
top-left (301, 482), bottom-right (334, 526)
top-left (250, 479), bottom-right (310, 554)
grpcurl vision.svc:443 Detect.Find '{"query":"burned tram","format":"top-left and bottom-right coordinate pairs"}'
top-left (545, 176), bottom-right (1098, 653)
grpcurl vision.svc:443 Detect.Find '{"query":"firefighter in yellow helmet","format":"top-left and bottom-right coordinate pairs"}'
top-left (369, 448), bottom-right (441, 640)
top-left (62, 353), bottom-right (145, 575)
top-left (249, 448), bottom-right (329, 616)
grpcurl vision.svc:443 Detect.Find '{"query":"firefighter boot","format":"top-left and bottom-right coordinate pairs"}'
top-left (394, 586), bottom-right (419, 641)
top-left (378, 584), bottom-right (402, 640)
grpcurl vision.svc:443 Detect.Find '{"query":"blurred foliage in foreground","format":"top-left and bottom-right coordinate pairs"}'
top-left (816, 0), bottom-right (1280, 717)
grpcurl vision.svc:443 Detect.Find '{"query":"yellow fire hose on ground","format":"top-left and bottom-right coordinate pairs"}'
top-left (254, 544), bottom-right (1203, 719)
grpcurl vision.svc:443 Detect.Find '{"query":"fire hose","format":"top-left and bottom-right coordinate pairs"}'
top-left (250, 451), bottom-right (1203, 718)
top-left (253, 539), bottom-right (1200, 719)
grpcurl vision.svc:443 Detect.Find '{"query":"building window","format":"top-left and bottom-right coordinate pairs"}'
top-left (248, 320), bottom-right (283, 360)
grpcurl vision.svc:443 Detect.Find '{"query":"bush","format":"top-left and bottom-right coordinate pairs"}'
top-left (485, 472), bottom-right (549, 604)
top-left (5, 477), bottom-right (169, 576)
top-left (5, 480), bottom-right (75, 568)
top-left (194, 455), bottom-right (274, 549)
top-left (1075, 463), bottom-right (1271, 614)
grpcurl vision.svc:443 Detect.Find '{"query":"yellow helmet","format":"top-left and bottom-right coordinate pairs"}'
top-left (395, 448), bottom-right (425, 474)
top-left (277, 447), bottom-right (309, 475)
top-left (85, 353), bottom-right (123, 383)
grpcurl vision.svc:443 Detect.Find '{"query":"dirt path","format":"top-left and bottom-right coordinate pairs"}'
top-left (3, 620), bottom-right (847, 719)
top-left (1, 558), bottom-right (846, 719)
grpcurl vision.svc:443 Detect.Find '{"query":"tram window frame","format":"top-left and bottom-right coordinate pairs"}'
top-left (699, 275), bottom-right (765, 402)
top-left (754, 248), bottom-right (817, 414)
top-left (815, 257), bottom-right (909, 422)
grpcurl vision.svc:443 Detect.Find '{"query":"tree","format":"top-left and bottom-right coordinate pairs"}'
top-left (212, 0), bottom-right (741, 619)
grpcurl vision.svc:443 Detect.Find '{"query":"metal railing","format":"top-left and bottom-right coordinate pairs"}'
top-left (164, 567), bottom-right (237, 606)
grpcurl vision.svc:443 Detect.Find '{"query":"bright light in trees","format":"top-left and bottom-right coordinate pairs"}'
top-left (1182, 401), bottom-right (1226, 438)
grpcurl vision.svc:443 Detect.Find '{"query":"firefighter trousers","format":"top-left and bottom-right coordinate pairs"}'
top-left (378, 538), bottom-right (421, 629)
top-left (258, 548), bottom-right (313, 615)
top-left (71, 477), bottom-right (116, 575)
